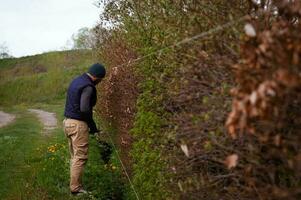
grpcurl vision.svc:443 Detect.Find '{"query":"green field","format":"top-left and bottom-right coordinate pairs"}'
top-left (0, 50), bottom-right (94, 105)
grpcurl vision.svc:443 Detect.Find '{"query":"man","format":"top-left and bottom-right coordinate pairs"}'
top-left (63, 63), bottom-right (106, 195)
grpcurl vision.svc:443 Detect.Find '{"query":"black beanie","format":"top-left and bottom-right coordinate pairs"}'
top-left (88, 63), bottom-right (106, 78)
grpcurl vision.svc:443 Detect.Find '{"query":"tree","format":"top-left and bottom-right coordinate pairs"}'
top-left (71, 27), bottom-right (95, 49)
top-left (0, 43), bottom-right (12, 59)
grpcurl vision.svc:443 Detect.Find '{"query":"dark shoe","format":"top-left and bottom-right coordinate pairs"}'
top-left (71, 189), bottom-right (88, 196)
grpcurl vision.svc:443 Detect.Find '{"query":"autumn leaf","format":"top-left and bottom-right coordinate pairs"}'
top-left (180, 144), bottom-right (189, 157)
top-left (244, 23), bottom-right (256, 37)
top-left (225, 154), bottom-right (239, 169)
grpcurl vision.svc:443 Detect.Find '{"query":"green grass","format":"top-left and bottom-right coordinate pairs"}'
top-left (0, 107), bottom-right (45, 199)
top-left (0, 50), bottom-right (93, 72)
top-left (0, 49), bottom-right (95, 106)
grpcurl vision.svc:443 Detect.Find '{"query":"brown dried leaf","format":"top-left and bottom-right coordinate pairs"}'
top-left (180, 144), bottom-right (189, 157)
top-left (225, 154), bottom-right (239, 169)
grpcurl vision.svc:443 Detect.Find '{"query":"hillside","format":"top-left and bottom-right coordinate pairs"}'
top-left (0, 50), bottom-right (94, 105)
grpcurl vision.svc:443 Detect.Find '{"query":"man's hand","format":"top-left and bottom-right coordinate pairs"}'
top-left (90, 129), bottom-right (104, 140)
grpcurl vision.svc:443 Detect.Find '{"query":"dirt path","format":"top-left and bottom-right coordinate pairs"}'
top-left (28, 109), bottom-right (57, 132)
top-left (0, 111), bottom-right (15, 128)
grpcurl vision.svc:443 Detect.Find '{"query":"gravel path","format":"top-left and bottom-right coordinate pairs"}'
top-left (0, 111), bottom-right (15, 128)
top-left (28, 109), bottom-right (57, 132)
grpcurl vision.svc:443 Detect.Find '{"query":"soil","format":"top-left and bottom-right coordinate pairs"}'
top-left (0, 111), bottom-right (15, 128)
top-left (28, 109), bottom-right (57, 132)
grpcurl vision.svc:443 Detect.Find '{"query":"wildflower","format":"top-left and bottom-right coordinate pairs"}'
top-left (47, 145), bottom-right (56, 153)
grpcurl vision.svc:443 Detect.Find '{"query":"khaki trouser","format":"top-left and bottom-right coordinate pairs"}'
top-left (63, 118), bottom-right (89, 192)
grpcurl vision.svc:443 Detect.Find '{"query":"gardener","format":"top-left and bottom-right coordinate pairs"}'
top-left (63, 63), bottom-right (106, 195)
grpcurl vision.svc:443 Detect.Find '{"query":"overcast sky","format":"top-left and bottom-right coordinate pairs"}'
top-left (0, 0), bottom-right (102, 57)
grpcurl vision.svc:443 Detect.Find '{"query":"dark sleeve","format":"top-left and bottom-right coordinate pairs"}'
top-left (80, 86), bottom-right (98, 132)
top-left (80, 86), bottom-right (93, 113)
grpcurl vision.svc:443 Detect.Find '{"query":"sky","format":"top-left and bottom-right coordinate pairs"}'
top-left (0, 0), bottom-right (102, 57)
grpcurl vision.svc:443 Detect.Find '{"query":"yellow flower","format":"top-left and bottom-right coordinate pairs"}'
top-left (47, 145), bottom-right (57, 153)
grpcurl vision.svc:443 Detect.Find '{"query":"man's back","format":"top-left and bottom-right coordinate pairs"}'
top-left (64, 73), bottom-right (96, 121)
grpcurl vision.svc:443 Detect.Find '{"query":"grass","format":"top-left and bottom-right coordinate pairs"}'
top-left (0, 50), bottom-right (93, 72)
top-left (0, 49), bottom-right (95, 106)
top-left (0, 106), bottom-right (45, 199)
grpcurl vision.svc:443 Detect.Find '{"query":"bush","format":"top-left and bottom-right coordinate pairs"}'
top-left (226, 1), bottom-right (301, 199)
top-left (95, 0), bottom-right (301, 199)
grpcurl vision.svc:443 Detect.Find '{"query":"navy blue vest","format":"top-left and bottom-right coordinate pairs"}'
top-left (64, 73), bottom-right (97, 121)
